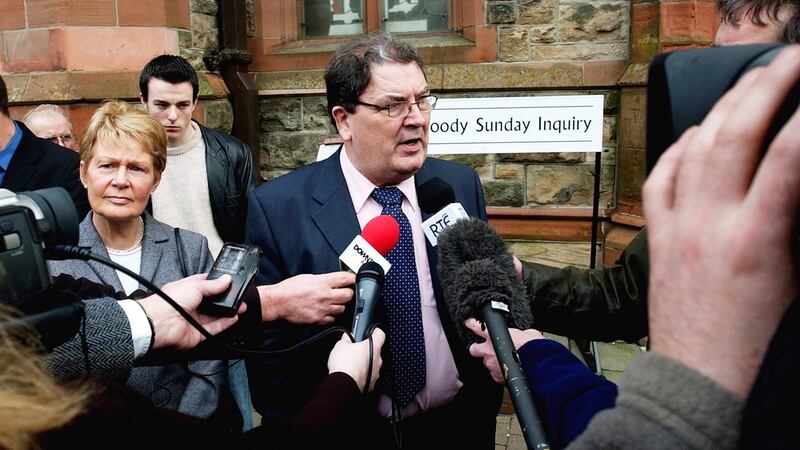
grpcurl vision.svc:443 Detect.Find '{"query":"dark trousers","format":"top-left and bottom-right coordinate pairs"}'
top-left (360, 389), bottom-right (497, 450)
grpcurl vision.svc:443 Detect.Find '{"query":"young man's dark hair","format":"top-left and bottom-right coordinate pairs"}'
top-left (0, 76), bottom-right (10, 116)
top-left (717, 0), bottom-right (800, 42)
top-left (324, 32), bottom-right (424, 127)
top-left (139, 54), bottom-right (200, 101)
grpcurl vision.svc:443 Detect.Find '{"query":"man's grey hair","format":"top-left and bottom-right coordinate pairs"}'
top-left (716, 0), bottom-right (800, 42)
top-left (324, 32), bottom-right (425, 127)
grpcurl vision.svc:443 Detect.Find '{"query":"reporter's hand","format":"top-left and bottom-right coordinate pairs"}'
top-left (644, 45), bottom-right (800, 399)
top-left (327, 328), bottom-right (386, 393)
top-left (512, 255), bottom-right (524, 282)
top-left (465, 318), bottom-right (543, 384)
top-left (137, 274), bottom-right (245, 350)
top-left (258, 271), bottom-right (355, 324)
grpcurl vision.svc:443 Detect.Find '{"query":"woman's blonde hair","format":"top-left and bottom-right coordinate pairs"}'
top-left (0, 307), bottom-right (90, 450)
top-left (80, 100), bottom-right (167, 175)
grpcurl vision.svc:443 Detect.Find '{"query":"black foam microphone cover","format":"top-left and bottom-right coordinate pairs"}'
top-left (418, 176), bottom-right (456, 214)
top-left (437, 218), bottom-right (532, 344)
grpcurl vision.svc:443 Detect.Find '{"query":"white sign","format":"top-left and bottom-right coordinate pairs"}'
top-left (427, 95), bottom-right (604, 155)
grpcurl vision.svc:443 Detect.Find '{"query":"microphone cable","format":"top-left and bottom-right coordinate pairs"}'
top-left (53, 245), bottom-right (360, 359)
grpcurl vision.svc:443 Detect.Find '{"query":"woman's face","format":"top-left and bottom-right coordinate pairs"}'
top-left (81, 136), bottom-right (160, 223)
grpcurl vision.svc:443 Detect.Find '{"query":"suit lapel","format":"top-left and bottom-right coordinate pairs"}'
top-left (80, 214), bottom-right (125, 292)
top-left (310, 149), bottom-right (361, 255)
top-left (2, 124), bottom-right (43, 191)
top-left (138, 214), bottom-right (168, 285)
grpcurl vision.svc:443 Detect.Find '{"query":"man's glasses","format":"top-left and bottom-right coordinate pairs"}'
top-left (355, 95), bottom-right (438, 118)
top-left (46, 133), bottom-right (75, 147)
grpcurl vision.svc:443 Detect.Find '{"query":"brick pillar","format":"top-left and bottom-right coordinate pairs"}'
top-left (608, 0), bottom-right (718, 264)
top-left (0, 0), bottom-right (228, 136)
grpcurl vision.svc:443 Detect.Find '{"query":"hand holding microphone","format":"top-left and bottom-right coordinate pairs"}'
top-left (338, 215), bottom-right (399, 341)
top-left (254, 216), bottom-right (399, 326)
top-left (328, 328), bottom-right (387, 393)
top-left (257, 271), bottom-right (356, 325)
top-left (465, 318), bottom-right (544, 384)
top-left (438, 218), bottom-right (548, 449)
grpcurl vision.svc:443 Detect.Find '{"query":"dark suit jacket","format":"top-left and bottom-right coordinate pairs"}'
top-left (245, 150), bottom-right (501, 446)
top-left (49, 212), bottom-right (224, 419)
top-left (1, 121), bottom-right (89, 217)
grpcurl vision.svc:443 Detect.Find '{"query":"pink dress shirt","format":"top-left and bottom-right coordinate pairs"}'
top-left (339, 149), bottom-right (462, 419)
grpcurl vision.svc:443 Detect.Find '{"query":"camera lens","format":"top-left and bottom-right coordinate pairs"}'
top-left (19, 188), bottom-right (79, 248)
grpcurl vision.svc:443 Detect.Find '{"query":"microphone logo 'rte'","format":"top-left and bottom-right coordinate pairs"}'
top-left (423, 203), bottom-right (470, 246)
top-left (427, 213), bottom-right (452, 238)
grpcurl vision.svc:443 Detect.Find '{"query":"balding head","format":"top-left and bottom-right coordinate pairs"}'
top-left (22, 104), bottom-right (77, 151)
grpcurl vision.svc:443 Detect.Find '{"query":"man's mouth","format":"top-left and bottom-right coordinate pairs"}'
top-left (399, 137), bottom-right (422, 147)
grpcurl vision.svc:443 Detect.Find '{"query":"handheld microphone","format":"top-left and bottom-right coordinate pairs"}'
top-left (438, 218), bottom-right (548, 450)
top-left (339, 215), bottom-right (399, 275)
top-left (351, 261), bottom-right (384, 342)
top-left (418, 177), bottom-right (469, 246)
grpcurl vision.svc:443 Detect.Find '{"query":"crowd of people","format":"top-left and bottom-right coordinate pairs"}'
top-left (0, 0), bottom-right (799, 449)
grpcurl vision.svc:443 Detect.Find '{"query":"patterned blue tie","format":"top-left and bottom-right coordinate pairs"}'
top-left (371, 187), bottom-right (426, 408)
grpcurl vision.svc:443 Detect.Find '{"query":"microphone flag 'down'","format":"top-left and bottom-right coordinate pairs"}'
top-left (339, 215), bottom-right (399, 275)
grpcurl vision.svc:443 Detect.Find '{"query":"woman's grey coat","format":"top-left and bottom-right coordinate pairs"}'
top-left (49, 211), bottom-right (223, 419)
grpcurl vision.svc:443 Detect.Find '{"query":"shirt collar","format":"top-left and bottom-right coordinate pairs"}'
top-left (0, 122), bottom-right (23, 172)
top-left (339, 147), bottom-right (417, 214)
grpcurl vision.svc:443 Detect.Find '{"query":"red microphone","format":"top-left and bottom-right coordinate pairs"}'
top-left (362, 214), bottom-right (400, 256)
top-left (339, 215), bottom-right (399, 274)
top-left (350, 215), bottom-right (399, 341)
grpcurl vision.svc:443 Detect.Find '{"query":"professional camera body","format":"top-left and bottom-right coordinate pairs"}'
top-left (646, 43), bottom-right (800, 268)
top-left (0, 187), bottom-right (81, 347)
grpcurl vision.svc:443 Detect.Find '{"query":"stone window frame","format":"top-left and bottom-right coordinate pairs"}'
top-left (251, 0), bottom-right (497, 71)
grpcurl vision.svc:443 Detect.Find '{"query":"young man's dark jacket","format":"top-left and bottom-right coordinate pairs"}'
top-left (197, 122), bottom-right (256, 243)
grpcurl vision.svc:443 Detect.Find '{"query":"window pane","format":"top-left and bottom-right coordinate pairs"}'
top-left (303, 0), bottom-right (364, 38)
top-left (383, 0), bottom-right (449, 33)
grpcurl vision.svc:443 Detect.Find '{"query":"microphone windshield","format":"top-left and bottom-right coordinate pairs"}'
top-left (362, 215), bottom-right (400, 256)
top-left (437, 217), bottom-right (509, 266)
top-left (438, 218), bottom-right (533, 344)
top-left (418, 177), bottom-right (455, 214)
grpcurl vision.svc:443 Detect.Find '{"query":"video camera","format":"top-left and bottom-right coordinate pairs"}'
top-left (647, 43), bottom-right (800, 266)
top-left (0, 187), bottom-right (82, 348)
top-left (647, 43), bottom-right (800, 170)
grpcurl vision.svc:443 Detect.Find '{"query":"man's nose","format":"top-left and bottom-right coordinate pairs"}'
top-left (404, 102), bottom-right (427, 127)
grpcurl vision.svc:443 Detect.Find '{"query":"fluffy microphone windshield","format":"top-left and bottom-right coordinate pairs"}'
top-left (437, 218), bottom-right (533, 344)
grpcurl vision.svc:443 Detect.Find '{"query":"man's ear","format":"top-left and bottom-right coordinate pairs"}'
top-left (331, 106), bottom-right (352, 142)
top-left (139, 94), bottom-right (147, 108)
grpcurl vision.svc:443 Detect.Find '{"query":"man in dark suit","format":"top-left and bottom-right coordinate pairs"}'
top-left (0, 76), bottom-right (88, 216)
top-left (246, 32), bottom-right (501, 449)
